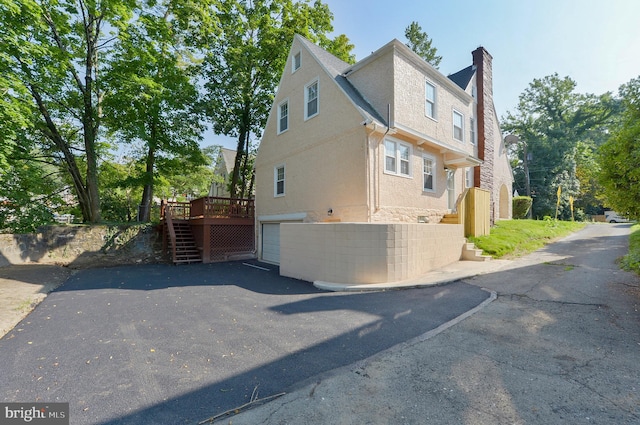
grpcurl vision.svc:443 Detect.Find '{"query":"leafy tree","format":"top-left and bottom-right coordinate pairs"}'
top-left (0, 0), bottom-right (136, 223)
top-left (0, 144), bottom-right (63, 233)
top-left (599, 77), bottom-right (640, 219)
top-left (99, 157), bottom-right (142, 222)
top-left (103, 0), bottom-right (213, 222)
top-left (503, 74), bottom-right (617, 219)
top-left (201, 0), bottom-right (354, 199)
top-left (404, 21), bottom-right (442, 68)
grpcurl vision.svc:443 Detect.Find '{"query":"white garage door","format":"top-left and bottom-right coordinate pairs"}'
top-left (261, 223), bottom-right (281, 264)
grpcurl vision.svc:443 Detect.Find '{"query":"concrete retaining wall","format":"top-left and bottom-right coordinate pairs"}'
top-left (280, 222), bottom-right (464, 284)
top-left (0, 225), bottom-right (162, 267)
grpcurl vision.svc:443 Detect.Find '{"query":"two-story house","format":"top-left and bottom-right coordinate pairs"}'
top-left (254, 34), bottom-right (512, 285)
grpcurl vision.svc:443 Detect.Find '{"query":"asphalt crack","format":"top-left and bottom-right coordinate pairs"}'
top-left (497, 293), bottom-right (609, 309)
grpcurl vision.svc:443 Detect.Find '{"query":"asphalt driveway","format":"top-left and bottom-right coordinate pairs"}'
top-left (0, 260), bottom-right (490, 425)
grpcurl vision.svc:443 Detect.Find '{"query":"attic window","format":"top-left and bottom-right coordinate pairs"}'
top-left (293, 52), bottom-right (301, 72)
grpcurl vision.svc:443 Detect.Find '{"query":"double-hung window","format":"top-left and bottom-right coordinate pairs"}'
top-left (423, 154), bottom-right (435, 192)
top-left (470, 117), bottom-right (476, 145)
top-left (274, 165), bottom-right (285, 197)
top-left (292, 52), bottom-right (301, 72)
top-left (384, 139), bottom-right (412, 177)
top-left (453, 110), bottom-right (464, 142)
top-left (305, 79), bottom-right (319, 119)
top-left (277, 99), bottom-right (289, 134)
top-left (425, 81), bottom-right (436, 119)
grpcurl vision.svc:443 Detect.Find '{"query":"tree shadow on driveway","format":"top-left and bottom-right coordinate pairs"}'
top-left (0, 260), bottom-right (490, 425)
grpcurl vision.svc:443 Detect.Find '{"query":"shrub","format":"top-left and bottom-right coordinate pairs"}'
top-left (513, 196), bottom-right (533, 219)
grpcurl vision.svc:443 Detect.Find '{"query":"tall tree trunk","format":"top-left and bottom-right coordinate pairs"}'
top-left (239, 130), bottom-right (251, 199)
top-left (230, 130), bottom-right (246, 199)
top-left (28, 82), bottom-right (94, 222)
top-left (229, 105), bottom-right (252, 198)
top-left (138, 124), bottom-right (157, 222)
top-left (81, 8), bottom-right (101, 222)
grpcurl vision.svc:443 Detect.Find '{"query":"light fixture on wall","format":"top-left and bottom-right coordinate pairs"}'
top-left (327, 208), bottom-right (333, 216)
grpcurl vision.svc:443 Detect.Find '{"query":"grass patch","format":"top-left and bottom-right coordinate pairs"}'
top-left (620, 223), bottom-right (640, 274)
top-left (468, 219), bottom-right (586, 259)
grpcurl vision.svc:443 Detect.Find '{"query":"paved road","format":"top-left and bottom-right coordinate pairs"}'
top-left (0, 260), bottom-right (489, 424)
top-left (230, 223), bottom-right (640, 424)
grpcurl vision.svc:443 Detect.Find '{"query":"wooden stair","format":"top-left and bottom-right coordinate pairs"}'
top-left (440, 213), bottom-right (459, 224)
top-left (166, 220), bottom-right (202, 264)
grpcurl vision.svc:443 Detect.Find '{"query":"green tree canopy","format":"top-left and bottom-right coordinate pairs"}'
top-left (0, 0), bottom-right (139, 223)
top-left (599, 77), bottom-right (640, 219)
top-left (503, 74), bottom-right (617, 219)
top-left (103, 0), bottom-right (212, 221)
top-left (404, 21), bottom-right (442, 68)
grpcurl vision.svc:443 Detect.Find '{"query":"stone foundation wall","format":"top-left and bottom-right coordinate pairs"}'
top-left (0, 224), bottom-right (162, 268)
top-left (371, 207), bottom-right (447, 224)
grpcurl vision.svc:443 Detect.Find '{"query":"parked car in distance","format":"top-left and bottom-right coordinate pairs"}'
top-left (605, 211), bottom-right (631, 223)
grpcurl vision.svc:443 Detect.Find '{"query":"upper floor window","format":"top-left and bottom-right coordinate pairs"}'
top-left (384, 139), bottom-right (412, 177)
top-left (292, 52), bottom-right (301, 72)
top-left (470, 117), bottom-right (476, 145)
top-left (274, 165), bottom-right (285, 197)
top-left (277, 99), bottom-right (289, 134)
top-left (305, 79), bottom-right (319, 120)
top-left (425, 81), bottom-right (437, 119)
top-left (423, 154), bottom-right (435, 192)
top-left (453, 110), bottom-right (464, 142)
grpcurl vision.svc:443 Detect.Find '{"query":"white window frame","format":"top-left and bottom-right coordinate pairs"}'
top-left (274, 164), bottom-right (285, 197)
top-left (422, 154), bottom-right (436, 192)
top-left (470, 117), bottom-right (476, 145)
top-left (453, 109), bottom-right (464, 142)
top-left (425, 80), bottom-right (437, 120)
top-left (277, 99), bottom-right (289, 134)
top-left (304, 78), bottom-right (319, 120)
top-left (292, 51), bottom-right (301, 73)
top-left (384, 138), bottom-right (412, 178)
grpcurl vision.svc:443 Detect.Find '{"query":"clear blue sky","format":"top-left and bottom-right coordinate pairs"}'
top-left (205, 0), bottom-right (640, 149)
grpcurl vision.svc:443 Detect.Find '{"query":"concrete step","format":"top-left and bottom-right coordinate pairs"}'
top-left (461, 240), bottom-right (492, 262)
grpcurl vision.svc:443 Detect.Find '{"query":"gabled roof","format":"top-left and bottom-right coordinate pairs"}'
top-left (296, 35), bottom-right (387, 125)
top-left (448, 65), bottom-right (476, 90)
top-left (219, 148), bottom-right (236, 175)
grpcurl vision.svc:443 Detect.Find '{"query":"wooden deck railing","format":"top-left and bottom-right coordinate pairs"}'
top-left (162, 205), bottom-right (178, 263)
top-left (161, 197), bottom-right (254, 220)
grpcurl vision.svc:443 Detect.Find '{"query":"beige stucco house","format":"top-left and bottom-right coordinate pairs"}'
top-left (254, 34), bottom-right (512, 284)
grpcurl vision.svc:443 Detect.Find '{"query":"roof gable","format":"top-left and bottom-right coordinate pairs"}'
top-left (295, 35), bottom-right (387, 125)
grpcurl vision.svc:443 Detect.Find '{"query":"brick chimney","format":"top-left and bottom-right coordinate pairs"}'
top-left (472, 46), bottom-right (496, 222)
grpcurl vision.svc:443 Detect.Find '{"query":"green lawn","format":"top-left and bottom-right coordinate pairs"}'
top-left (469, 219), bottom-right (586, 258)
top-left (620, 223), bottom-right (640, 274)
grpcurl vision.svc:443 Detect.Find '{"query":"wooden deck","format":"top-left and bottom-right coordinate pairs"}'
top-left (161, 197), bottom-right (255, 264)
